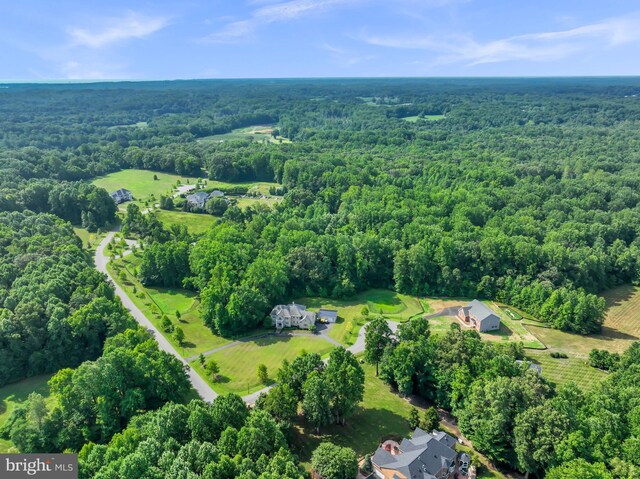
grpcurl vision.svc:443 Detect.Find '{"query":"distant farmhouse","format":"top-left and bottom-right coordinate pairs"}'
top-left (372, 428), bottom-right (471, 479)
top-left (186, 192), bottom-right (212, 209)
top-left (271, 303), bottom-right (317, 330)
top-left (110, 188), bottom-right (133, 205)
top-left (318, 309), bottom-right (338, 323)
top-left (457, 300), bottom-right (500, 333)
top-left (186, 190), bottom-right (225, 209)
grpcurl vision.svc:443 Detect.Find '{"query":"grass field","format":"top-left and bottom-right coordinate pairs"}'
top-left (293, 363), bottom-right (506, 478)
top-left (93, 169), bottom-right (197, 210)
top-left (108, 254), bottom-right (232, 356)
top-left (526, 350), bottom-right (607, 390)
top-left (425, 299), bottom-right (545, 349)
top-left (235, 196), bottom-right (282, 210)
top-left (198, 125), bottom-right (291, 144)
top-left (0, 375), bottom-right (54, 453)
top-left (298, 289), bottom-right (424, 345)
top-left (402, 114), bottom-right (445, 122)
top-left (153, 209), bottom-right (216, 235)
top-left (293, 363), bottom-right (419, 464)
top-left (192, 335), bottom-right (335, 395)
top-left (73, 226), bottom-right (108, 251)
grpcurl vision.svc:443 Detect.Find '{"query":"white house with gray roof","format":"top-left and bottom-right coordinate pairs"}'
top-left (457, 300), bottom-right (501, 333)
top-left (372, 428), bottom-right (470, 479)
top-left (270, 303), bottom-right (316, 330)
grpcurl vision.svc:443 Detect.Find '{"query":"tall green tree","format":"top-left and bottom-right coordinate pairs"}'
top-left (364, 316), bottom-right (394, 376)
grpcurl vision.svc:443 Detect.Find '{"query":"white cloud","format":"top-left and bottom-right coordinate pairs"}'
top-left (321, 42), bottom-right (376, 65)
top-left (361, 11), bottom-right (640, 65)
top-left (204, 0), bottom-right (362, 42)
top-left (68, 11), bottom-right (170, 48)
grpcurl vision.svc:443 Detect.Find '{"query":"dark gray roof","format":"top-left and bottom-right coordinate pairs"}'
top-left (318, 309), bottom-right (338, 319)
top-left (372, 428), bottom-right (458, 479)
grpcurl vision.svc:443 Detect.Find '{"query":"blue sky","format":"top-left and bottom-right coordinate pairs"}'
top-left (1, 0), bottom-right (640, 80)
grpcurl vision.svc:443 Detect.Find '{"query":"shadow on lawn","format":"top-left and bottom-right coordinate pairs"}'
top-left (598, 327), bottom-right (638, 341)
top-left (293, 407), bottom-right (411, 460)
top-left (603, 284), bottom-right (636, 308)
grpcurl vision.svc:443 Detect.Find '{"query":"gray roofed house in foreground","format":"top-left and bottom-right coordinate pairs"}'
top-left (372, 428), bottom-right (470, 479)
top-left (457, 299), bottom-right (501, 333)
top-left (110, 188), bottom-right (133, 205)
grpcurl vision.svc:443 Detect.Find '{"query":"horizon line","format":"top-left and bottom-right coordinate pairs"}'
top-left (2, 75), bottom-right (640, 85)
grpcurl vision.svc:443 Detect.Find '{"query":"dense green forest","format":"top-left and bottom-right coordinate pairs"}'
top-left (374, 319), bottom-right (640, 478)
top-left (3, 79), bottom-right (640, 334)
top-left (2, 78), bottom-right (640, 478)
top-left (0, 211), bottom-right (133, 386)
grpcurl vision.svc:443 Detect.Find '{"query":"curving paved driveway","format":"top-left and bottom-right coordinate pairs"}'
top-left (243, 319), bottom-right (400, 405)
top-left (95, 227), bottom-right (401, 406)
top-left (95, 228), bottom-right (218, 403)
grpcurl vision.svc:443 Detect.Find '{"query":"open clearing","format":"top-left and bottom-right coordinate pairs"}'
top-left (198, 125), bottom-right (291, 144)
top-left (298, 289), bottom-right (424, 345)
top-left (519, 285), bottom-right (639, 358)
top-left (293, 363), bottom-right (506, 478)
top-left (526, 350), bottom-right (607, 391)
top-left (425, 299), bottom-right (544, 349)
top-left (73, 226), bottom-right (108, 251)
top-left (0, 375), bottom-right (54, 453)
top-left (192, 335), bottom-right (334, 396)
top-left (153, 209), bottom-right (216, 235)
top-left (293, 363), bottom-right (419, 464)
top-left (402, 114), bottom-right (445, 122)
top-left (109, 254), bottom-right (232, 356)
top-left (92, 169), bottom-right (197, 210)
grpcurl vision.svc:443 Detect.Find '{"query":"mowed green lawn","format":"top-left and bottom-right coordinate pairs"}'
top-left (197, 125), bottom-right (291, 144)
top-left (298, 289), bottom-right (424, 345)
top-left (402, 114), bottom-right (445, 122)
top-left (192, 335), bottom-right (334, 396)
top-left (424, 299), bottom-right (545, 349)
top-left (73, 226), bottom-right (108, 251)
top-left (153, 209), bottom-right (216, 236)
top-left (292, 363), bottom-right (507, 478)
top-left (92, 169), bottom-right (197, 210)
top-left (0, 375), bottom-right (54, 453)
top-left (235, 196), bottom-right (282, 210)
top-left (108, 254), bottom-right (232, 356)
top-left (526, 350), bottom-right (607, 391)
top-left (293, 363), bottom-right (417, 464)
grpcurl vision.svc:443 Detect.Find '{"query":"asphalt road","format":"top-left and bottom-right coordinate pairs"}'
top-left (95, 226), bottom-right (400, 406)
top-left (95, 228), bottom-right (218, 403)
